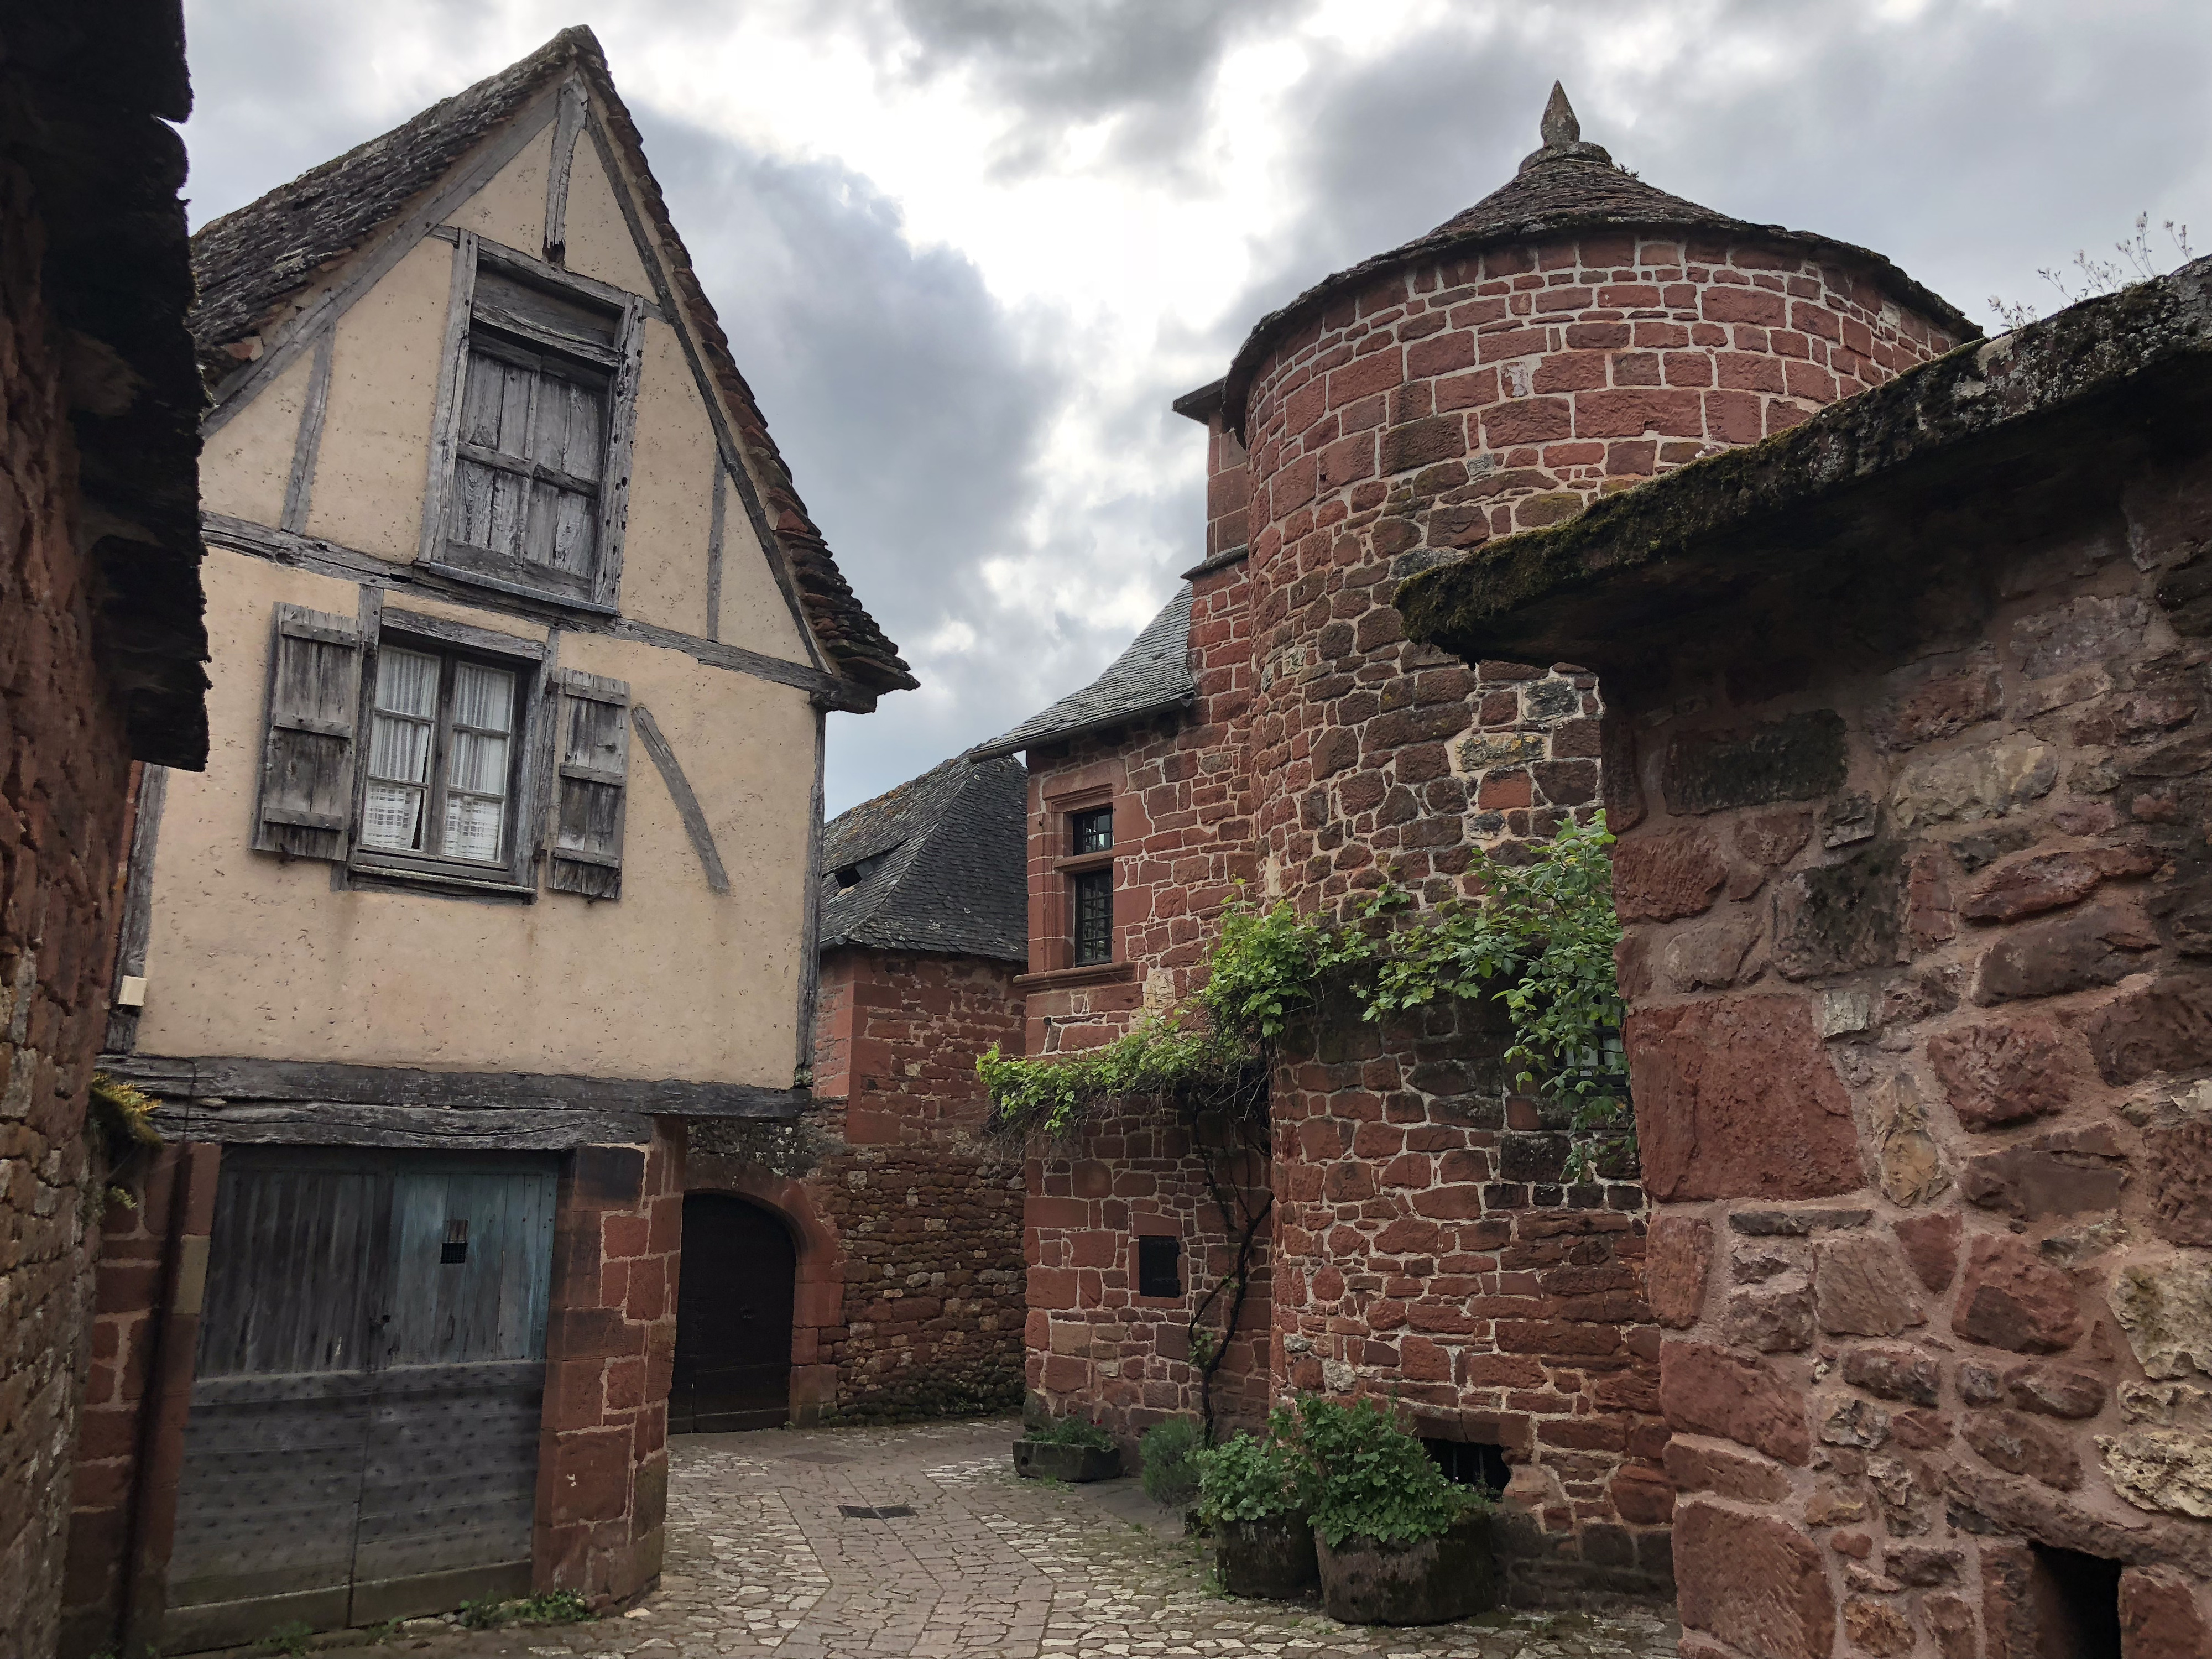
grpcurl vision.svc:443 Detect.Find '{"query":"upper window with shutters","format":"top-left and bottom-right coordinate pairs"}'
top-left (252, 601), bottom-right (635, 902)
top-left (425, 245), bottom-right (645, 612)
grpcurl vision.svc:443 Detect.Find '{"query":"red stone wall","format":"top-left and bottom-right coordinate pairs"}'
top-left (0, 153), bottom-right (145, 1659)
top-left (1025, 1095), bottom-right (1273, 1444)
top-left (690, 947), bottom-right (1028, 1422)
top-left (538, 1125), bottom-right (684, 1603)
top-left (1272, 1003), bottom-right (1668, 1594)
top-left (1611, 453), bottom-right (2212, 1657)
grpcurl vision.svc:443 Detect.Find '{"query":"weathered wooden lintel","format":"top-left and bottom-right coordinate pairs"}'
top-left (102, 1053), bottom-right (807, 1120)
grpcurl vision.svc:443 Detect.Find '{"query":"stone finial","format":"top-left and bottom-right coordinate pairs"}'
top-left (1540, 82), bottom-right (1579, 148)
top-left (1519, 81), bottom-right (1613, 173)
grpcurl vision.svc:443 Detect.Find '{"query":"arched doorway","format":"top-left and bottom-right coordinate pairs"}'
top-left (671, 1194), bottom-right (796, 1432)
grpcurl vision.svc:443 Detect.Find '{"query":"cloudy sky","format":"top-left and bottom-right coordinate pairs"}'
top-left (178, 0), bottom-right (2211, 815)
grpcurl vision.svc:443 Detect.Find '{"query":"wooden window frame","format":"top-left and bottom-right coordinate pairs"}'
top-left (421, 232), bottom-right (645, 616)
top-left (1041, 784), bottom-right (1118, 971)
top-left (346, 611), bottom-right (552, 898)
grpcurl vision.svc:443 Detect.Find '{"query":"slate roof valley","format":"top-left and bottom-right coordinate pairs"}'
top-left (820, 754), bottom-right (1029, 963)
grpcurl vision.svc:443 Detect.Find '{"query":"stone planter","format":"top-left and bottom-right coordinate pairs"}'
top-left (1215, 1514), bottom-right (1321, 1600)
top-left (1314, 1513), bottom-right (1499, 1625)
top-left (1013, 1440), bottom-right (1121, 1483)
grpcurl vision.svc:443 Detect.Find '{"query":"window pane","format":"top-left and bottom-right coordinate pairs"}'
top-left (451, 662), bottom-right (514, 733)
top-left (1073, 867), bottom-right (1113, 965)
top-left (447, 730), bottom-right (510, 797)
top-left (367, 712), bottom-right (432, 785)
top-left (1072, 808), bottom-right (1113, 854)
top-left (443, 794), bottom-right (506, 864)
top-left (375, 648), bottom-right (440, 717)
top-left (361, 782), bottom-right (425, 852)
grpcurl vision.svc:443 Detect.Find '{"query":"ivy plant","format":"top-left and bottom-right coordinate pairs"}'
top-left (978, 813), bottom-right (1630, 1173)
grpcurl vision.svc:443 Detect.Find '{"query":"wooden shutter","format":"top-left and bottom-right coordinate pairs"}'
top-left (252, 603), bottom-right (364, 860)
top-left (548, 669), bottom-right (629, 897)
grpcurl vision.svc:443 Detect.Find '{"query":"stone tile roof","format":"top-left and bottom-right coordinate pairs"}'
top-left (6, 0), bottom-right (208, 766)
top-left (968, 587), bottom-right (1196, 759)
top-left (188, 26), bottom-right (915, 696)
top-left (1220, 88), bottom-right (1976, 439)
top-left (820, 753), bottom-right (1029, 963)
top-left (1397, 256), bottom-right (2212, 674)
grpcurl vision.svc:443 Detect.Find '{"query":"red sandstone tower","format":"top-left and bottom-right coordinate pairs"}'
top-left (992, 86), bottom-right (1974, 1598)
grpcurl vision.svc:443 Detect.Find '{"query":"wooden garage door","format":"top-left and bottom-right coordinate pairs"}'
top-left (163, 1150), bottom-right (557, 1653)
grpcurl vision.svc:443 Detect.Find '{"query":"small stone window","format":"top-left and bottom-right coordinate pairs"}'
top-left (1072, 867), bottom-right (1113, 965)
top-left (1423, 1436), bottom-right (1509, 1496)
top-left (1136, 1234), bottom-right (1181, 1297)
top-left (1071, 807), bottom-right (1113, 854)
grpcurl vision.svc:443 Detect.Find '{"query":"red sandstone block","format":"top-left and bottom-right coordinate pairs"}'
top-left (1663, 352), bottom-right (1714, 388)
top-left (1783, 359), bottom-right (1837, 403)
top-left (1478, 771), bottom-right (1533, 809)
top-left (602, 1214), bottom-right (649, 1261)
top-left (1610, 352), bottom-right (1662, 387)
top-left (1406, 331), bottom-right (1476, 379)
top-left (1329, 349), bottom-right (1404, 408)
top-left (1702, 286), bottom-right (1786, 326)
top-left (1533, 353), bottom-right (1608, 394)
top-left (1790, 301), bottom-right (1842, 343)
top-left (1574, 388), bottom-right (1703, 439)
top-left (1481, 399), bottom-right (1571, 447)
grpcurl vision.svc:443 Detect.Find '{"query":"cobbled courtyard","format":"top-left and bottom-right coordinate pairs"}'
top-left (320, 1420), bottom-right (1678, 1659)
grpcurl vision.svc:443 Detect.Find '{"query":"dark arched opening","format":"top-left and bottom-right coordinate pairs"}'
top-left (671, 1193), bottom-right (796, 1432)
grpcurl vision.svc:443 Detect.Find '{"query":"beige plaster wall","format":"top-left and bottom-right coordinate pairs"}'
top-left (561, 139), bottom-right (654, 296)
top-left (302, 236), bottom-right (450, 562)
top-left (137, 546), bottom-right (815, 1084)
top-left (620, 320), bottom-right (717, 639)
top-left (443, 120), bottom-right (550, 252)
top-left (200, 347), bottom-right (312, 527)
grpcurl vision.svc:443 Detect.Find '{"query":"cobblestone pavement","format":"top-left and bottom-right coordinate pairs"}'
top-left (320, 1419), bottom-right (1678, 1659)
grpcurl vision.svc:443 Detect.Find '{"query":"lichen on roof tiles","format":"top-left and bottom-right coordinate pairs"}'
top-left (820, 754), bottom-right (1028, 963)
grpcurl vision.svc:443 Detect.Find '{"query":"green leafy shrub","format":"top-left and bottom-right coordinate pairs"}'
top-left (1192, 1419), bottom-right (1312, 1527)
top-left (1291, 1397), bottom-right (1486, 1548)
top-left (978, 815), bottom-right (1627, 1171)
top-left (1026, 1415), bottom-right (1115, 1451)
top-left (1139, 1417), bottom-right (1203, 1507)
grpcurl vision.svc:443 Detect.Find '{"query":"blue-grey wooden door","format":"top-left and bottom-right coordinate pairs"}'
top-left (164, 1150), bottom-right (557, 1652)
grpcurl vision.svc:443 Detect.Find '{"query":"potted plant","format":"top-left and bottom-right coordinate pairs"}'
top-left (1296, 1397), bottom-right (1496, 1625)
top-left (1193, 1417), bottom-right (1319, 1599)
top-left (1013, 1415), bottom-right (1121, 1482)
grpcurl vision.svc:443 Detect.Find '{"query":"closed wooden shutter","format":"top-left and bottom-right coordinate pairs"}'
top-left (548, 668), bottom-right (628, 897)
top-left (252, 603), bottom-right (364, 861)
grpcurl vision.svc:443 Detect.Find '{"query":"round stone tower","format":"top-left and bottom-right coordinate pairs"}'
top-left (1233, 87), bottom-right (1976, 1590)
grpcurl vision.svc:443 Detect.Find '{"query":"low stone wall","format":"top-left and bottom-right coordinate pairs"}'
top-left (1593, 439), bottom-right (2212, 1653)
top-left (1024, 1095), bottom-right (1274, 1447)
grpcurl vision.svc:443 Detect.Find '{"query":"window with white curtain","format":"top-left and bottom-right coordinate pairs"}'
top-left (361, 644), bottom-right (519, 867)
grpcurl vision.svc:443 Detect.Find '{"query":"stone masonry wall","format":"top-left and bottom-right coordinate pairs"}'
top-left (1221, 229), bottom-right (1961, 1584)
top-left (1025, 1095), bottom-right (1273, 1446)
top-left (1272, 999), bottom-right (1668, 1598)
top-left (1613, 451), bottom-right (2212, 1657)
top-left (539, 1126), bottom-right (685, 1603)
top-left (692, 948), bottom-right (1027, 1423)
top-left (0, 152), bottom-right (143, 1659)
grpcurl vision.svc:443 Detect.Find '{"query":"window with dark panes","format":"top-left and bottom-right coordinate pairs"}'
top-left (1136, 1235), bottom-right (1181, 1297)
top-left (1072, 866), bottom-right (1113, 965)
top-left (361, 644), bottom-right (523, 867)
top-left (1071, 806), bottom-right (1113, 855)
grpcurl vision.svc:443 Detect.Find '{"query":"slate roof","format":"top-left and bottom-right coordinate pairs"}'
top-left (188, 26), bottom-right (915, 696)
top-left (1219, 88), bottom-right (1976, 439)
top-left (819, 753), bottom-right (1029, 963)
top-left (968, 587), bottom-right (1196, 760)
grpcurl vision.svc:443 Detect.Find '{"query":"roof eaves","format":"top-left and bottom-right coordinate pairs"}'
top-left (966, 689), bottom-right (1197, 761)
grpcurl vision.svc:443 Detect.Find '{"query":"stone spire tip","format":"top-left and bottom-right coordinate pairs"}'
top-left (1540, 82), bottom-right (1579, 148)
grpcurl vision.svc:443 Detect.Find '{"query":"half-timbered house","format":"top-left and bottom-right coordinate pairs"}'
top-left (60, 28), bottom-right (910, 1656)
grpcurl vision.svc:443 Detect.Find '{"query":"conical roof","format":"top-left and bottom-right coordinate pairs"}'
top-left (1220, 85), bottom-right (1975, 436)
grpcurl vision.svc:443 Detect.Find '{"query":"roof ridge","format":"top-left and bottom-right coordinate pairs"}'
top-left (187, 26), bottom-right (915, 695)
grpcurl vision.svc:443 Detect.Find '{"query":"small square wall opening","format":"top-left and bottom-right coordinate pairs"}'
top-left (1137, 1235), bottom-right (1182, 1297)
top-left (1423, 1437), bottom-right (1509, 1496)
top-left (2025, 1544), bottom-right (2122, 1659)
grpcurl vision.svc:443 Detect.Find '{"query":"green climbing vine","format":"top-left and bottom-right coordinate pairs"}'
top-left (977, 812), bottom-right (1631, 1171)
